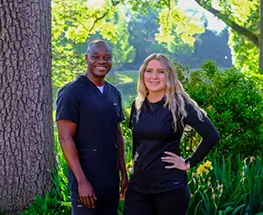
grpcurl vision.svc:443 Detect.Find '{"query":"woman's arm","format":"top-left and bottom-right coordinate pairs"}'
top-left (162, 102), bottom-right (220, 170)
top-left (183, 103), bottom-right (220, 168)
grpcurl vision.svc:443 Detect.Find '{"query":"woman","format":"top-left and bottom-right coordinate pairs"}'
top-left (124, 54), bottom-right (220, 215)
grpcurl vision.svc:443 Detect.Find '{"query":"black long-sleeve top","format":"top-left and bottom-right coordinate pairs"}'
top-left (128, 97), bottom-right (220, 193)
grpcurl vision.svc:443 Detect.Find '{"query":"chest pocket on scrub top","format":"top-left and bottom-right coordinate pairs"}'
top-left (112, 102), bottom-right (120, 120)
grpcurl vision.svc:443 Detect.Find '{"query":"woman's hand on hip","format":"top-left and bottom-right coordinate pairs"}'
top-left (161, 151), bottom-right (190, 171)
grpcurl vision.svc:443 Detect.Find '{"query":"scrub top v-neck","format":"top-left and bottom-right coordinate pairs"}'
top-left (56, 75), bottom-right (124, 190)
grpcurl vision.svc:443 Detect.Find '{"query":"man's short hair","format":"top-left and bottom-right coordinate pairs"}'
top-left (86, 40), bottom-right (112, 55)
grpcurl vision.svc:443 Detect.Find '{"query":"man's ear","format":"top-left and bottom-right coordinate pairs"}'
top-left (85, 54), bottom-right (88, 63)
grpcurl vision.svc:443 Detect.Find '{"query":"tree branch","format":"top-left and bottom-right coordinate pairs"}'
top-left (88, 12), bottom-right (108, 32)
top-left (111, 0), bottom-right (120, 7)
top-left (85, 12), bottom-right (108, 41)
top-left (194, 0), bottom-right (259, 48)
top-left (87, 0), bottom-right (121, 34)
top-left (84, 0), bottom-right (120, 42)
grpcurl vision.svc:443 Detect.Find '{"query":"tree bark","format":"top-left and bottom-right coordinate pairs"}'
top-left (259, 0), bottom-right (263, 72)
top-left (0, 0), bottom-right (55, 214)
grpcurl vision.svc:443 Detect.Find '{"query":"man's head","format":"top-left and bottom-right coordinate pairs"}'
top-left (85, 40), bottom-right (112, 79)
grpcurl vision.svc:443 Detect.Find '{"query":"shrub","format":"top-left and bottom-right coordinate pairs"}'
top-left (187, 151), bottom-right (263, 214)
top-left (177, 61), bottom-right (263, 160)
top-left (121, 103), bottom-right (134, 163)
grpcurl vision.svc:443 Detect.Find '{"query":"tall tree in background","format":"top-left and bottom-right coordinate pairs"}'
top-left (124, 9), bottom-right (231, 69)
top-left (127, 9), bottom-right (194, 68)
top-left (52, 0), bottom-right (262, 74)
top-left (112, 0), bottom-right (261, 72)
top-left (189, 28), bottom-right (232, 68)
top-left (52, 0), bottom-right (135, 91)
top-left (193, 0), bottom-right (262, 72)
top-left (51, 0), bottom-right (205, 89)
top-left (0, 1), bottom-right (55, 214)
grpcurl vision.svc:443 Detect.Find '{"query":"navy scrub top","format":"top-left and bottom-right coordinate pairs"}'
top-left (129, 98), bottom-right (220, 194)
top-left (56, 75), bottom-right (125, 191)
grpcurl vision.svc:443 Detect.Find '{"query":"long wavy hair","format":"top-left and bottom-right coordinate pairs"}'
top-left (135, 53), bottom-right (205, 131)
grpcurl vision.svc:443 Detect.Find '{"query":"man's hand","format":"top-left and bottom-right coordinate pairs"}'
top-left (78, 179), bottom-right (97, 208)
top-left (119, 175), bottom-right (128, 201)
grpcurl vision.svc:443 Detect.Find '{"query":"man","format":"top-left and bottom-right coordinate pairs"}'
top-left (56, 40), bottom-right (128, 215)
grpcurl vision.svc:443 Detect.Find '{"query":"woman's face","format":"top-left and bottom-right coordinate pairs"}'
top-left (143, 59), bottom-right (166, 94)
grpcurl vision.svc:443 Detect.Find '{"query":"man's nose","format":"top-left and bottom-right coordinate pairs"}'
top-left (98, 57), bottom-right (106, 63)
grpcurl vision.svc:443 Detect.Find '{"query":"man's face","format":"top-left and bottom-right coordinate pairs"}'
top-left (85, 43), bottom-right (112, 79)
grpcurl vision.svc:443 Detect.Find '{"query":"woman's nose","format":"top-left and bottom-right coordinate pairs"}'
top-left (151, 72), bottom-right (158, 79)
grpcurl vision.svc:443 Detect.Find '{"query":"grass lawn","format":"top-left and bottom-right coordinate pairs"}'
top-left (112, 70), bottom-right (138, 107)
top-left (115, 70), bottom-right (138, 84)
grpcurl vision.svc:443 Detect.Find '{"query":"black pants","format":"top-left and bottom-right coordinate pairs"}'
top-left (124, 185), bottom-right (190, 215)
top-left (70, 186), bottom-right (119, 215)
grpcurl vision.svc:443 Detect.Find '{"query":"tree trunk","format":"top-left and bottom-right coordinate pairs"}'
top-left (0, 1), bottom-right (55, 214)
top-left (259, 0), bottom-right (263, 72)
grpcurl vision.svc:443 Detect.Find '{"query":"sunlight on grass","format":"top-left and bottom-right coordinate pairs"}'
top-left (117, 73), bottom-right (133, 84)
top-left (116, 71), bottom-right (138, 83)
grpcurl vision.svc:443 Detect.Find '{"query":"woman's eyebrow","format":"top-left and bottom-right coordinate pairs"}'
top-left (146, 68), bottom-right (164, 71)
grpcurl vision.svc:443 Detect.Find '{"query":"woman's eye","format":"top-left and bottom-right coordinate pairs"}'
top-left (158, 70), bottom-right (165, 74)
top-left (145, 70), bottom-right (152, 73)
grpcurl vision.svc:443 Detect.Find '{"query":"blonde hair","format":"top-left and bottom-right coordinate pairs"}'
top-left (135, 53), bottom-right (204, 131)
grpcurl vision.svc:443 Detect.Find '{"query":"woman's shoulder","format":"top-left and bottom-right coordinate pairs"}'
top-left (181, 95), bottom-right (201, 114)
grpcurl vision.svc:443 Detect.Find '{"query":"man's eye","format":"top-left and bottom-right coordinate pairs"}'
top-left (104, 56), bottom-right (111, 60)
top-left (92, 56), bottom-right (99, 60)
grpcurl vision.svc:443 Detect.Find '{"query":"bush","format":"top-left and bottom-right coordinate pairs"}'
top-left (121, 106), bottom-right (134, 163)
top-left (187, 151), bottom-right (263, 214)
top-left (177, 61), bottom-right (263, 160)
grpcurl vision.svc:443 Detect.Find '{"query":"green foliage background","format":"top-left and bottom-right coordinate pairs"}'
top-left (20, 0), bottom-right (263, 214)
top-left (178, 61), bottom-right (263, 159)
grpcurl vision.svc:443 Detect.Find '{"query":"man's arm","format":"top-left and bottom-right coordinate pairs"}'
top-left (57, 120), bottom-right (96, 208)
top-left (117, 123), bottom-right (128, 199)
